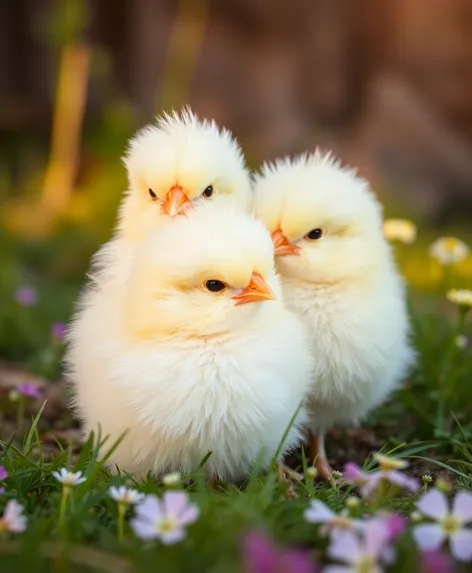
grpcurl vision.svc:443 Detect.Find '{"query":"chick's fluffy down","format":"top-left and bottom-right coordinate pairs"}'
top-left (253, 151), bottom-right (415, 432)
top-left (66, 205), bottom-right (313, 481)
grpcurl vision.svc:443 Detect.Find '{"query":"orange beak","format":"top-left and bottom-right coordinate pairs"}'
top-left (271, 229), bottom-right (300, 256)
top-left (161, 185), bottom-right (192, 217)
top-left (232, 272), bottom-right (276, 306)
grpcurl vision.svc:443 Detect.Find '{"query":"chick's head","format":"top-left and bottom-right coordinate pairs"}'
top-left (120, 107), bottom-right (252, 242)
top-left (124, 203), bottom-right (279, 339)
top-left (253, 151), bottom-right (387, 286)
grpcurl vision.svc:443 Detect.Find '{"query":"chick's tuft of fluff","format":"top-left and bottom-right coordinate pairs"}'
top-left (66, 202), bottom-right (313, 481)
top-left (91, 107), bottom-right (252, 284)
top-left (121, 107), bottom-right (252, 241)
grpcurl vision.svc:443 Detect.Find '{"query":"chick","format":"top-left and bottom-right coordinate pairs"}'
top-left (92, 107), bottom-right (252, 285)
top-left (65, 203), bottom-right (313, 482)
top-left (252, 151), bottom-right (415, 481)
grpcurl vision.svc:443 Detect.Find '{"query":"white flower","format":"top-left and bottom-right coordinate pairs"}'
top-left (383, 219), bottom-right (417, 244)
top-left (304, 500), bottom-right (363, 538)
top-left (447, 289), bottom-right (472, 309)
top-left (109, 486), bottom-right (145, 506)
top-left (429, 237), bottom-right (469, 265)
top-left (412, 488), bottom-right (472, 562)
top-left (455, 334), bottom-right (468, 349)
top-left (131, 491), bottom-right (199, 544)
top-left (52, 468), bottom-right (87, 487)
top-left (162, 472), bottom-right (181, 486)
top-left (0, 500), bottom-right (27, 533)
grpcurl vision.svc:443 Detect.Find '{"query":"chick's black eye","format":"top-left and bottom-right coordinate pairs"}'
top-left (149, 188), bottom-right (157, 200)
top-left (202, 185), bottom-right (213, 198)
top-left (205, 279), bottom-right (226, 292)
top-left (306, 228), bottom-right (324, 240)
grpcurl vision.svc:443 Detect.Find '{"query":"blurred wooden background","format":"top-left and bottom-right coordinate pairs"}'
top-left (1, 0), bottom-right (472, 220)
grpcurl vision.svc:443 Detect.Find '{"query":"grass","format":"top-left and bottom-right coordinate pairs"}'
top-left (0, 170), bottom-right (471, 571)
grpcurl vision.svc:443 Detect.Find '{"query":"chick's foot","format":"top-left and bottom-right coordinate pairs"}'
top-left (309, 432), bottom-right (335, 485)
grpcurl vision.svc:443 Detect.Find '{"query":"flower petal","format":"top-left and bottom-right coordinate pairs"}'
top-left (343, 462), bottom-right (368, 482)
top-left (159, 528), bottom-right (186, 544)
top-left (162, 491), bottom-right (190, 517)
top-left (387, 471), bottom-right (419, 493)
top-left (359, 474), bottom-right (382, 498)
top-left (130, 517), bottom-right (158, 540)
top-left (450, 528), bottom-right (472, 562)
top-left (321, 567), bottom-right (352, 573)
top-left (412, 524), bottom-right (445, 551)
top-left (363, 519), bottom-right (391, 556)
top-left (304, 500), bottom-right (335, 523)
top-left (241, 531), bottom-right (279, 573)
top-left (280, 550), bottom-right (315, 573)
top-left (415, 489), bottom-right (449, 520)
top-left (420, 550), bottom-right (455, 573)
top-left (452, 491), bottom-right (472, 524)
top-left (135, 494), bottom-right (163, 521)
top-left (178, 503), bottom-right (199, 526)
top-left (328, 530), bottom-right (361, 564)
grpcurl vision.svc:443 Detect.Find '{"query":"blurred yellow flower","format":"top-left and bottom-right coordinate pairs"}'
top-left (447, 289), bottom-right (472, 309)
top-left (383, 219), bottom-right (417, 244)
top-left (429, 237), bottom-right (469, 265)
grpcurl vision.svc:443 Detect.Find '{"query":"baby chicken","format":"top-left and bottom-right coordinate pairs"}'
top-left (91, 107), bottom-right (252, 285)
top-left (65, 203), bottom-right (313, 482)
top-left (252, 151), bottom-right (415, 481)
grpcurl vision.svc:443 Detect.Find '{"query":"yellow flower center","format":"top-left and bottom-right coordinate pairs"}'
top-left (374, 453), bottom-right (407, 471)
top-left (356, 555), bottom-right (377, 573)
top-left (441, 515), bottom-right (460, 535)
top-left (444, 238), bottom-right (459, 252)
top-left (332, 516), bottom-right (354, 529)
top-left (156, 516), bottom-right (178, 534)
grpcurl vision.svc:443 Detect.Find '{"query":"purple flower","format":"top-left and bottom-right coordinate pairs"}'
top-left (131, 491), bottom-right (199, 544)
top-left (343, 456), bottom-right (419, 500)
top-left (16, 383), bottom-right (41, 400)
top-left (324, 519), bottom-right (395, 573)
top-left (0, 467), bottom-right (8, 481)
top-left (51, 321), bottom-right (66, 341)
top-left (242, 531), bottom-right (317, 573)
top-left (420, 550), bottom-right (455, 573)
top-left (383, 514), bottom-right (406, 542)
top-left (15, 287), bottom-right (37, 307)
top-left (413, 488), bottom-right (472, 562)
top-left (304, 500), bottom-right (363, 538)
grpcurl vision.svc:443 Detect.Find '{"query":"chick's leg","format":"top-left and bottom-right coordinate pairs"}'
top-left (309, 431), bottom-right (334, 485)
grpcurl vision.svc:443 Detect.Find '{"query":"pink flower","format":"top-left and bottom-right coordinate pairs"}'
top-left (413, 488), bottom-right (472, 562)
top-left (324, 519), bottom-right (394, 573)
top-left (51, 321), bottom-right (66, 341)
top-left (15, 287), bottom-right (37, 307)
top-left (375, 513), bottom-right (406, 542)
top-left (343, 458), bottom-right (419, 500)
top-left (131, 491), bottom-right (199, 544)
top-left (420, 549), bottom-right (455, 573)
top-left (0, 500), bottom-right (27, 533)
top-left (16, 383), bottom-right (41, 400)
top-left (242, 531), bottom-right (317, 573)
top-left (304, 500), bottom-right (363, 538)
top-left (0, 467), bottom-right (8, 481)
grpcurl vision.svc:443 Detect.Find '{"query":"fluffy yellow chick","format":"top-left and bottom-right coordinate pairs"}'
top-left (252, 151), bottom-right (415, 481)
top-left (65, 203), bottom-right (313, 482)
top-left (92, 107), bottom-right (252, 285)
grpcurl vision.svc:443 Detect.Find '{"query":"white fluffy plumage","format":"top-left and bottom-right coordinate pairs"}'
top-left (253, 151), bottom-right (415, 477)
top-left (91, 107), bottom-right (252, 286)
top-left (65, 203), bottom-right (313, 481)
